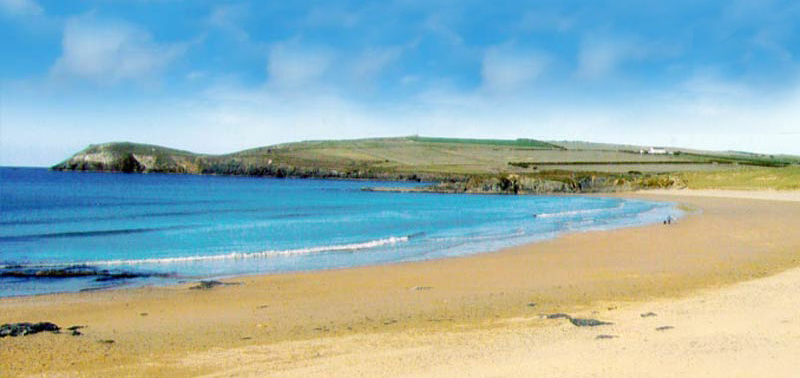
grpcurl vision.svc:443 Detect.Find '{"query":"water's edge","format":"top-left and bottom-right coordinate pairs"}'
top-left (0, 168), bottom-right (683, 297)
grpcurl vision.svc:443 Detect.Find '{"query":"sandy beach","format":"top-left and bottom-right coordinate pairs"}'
top-left (3, 190), bottom-right (800, 378)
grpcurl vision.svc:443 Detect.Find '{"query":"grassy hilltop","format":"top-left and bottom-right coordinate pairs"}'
top-left (52, 136), bottom-right (800, 193)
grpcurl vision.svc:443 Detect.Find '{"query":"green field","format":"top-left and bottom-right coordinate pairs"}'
top-left (406, 136), bottom-right (564, 149)
top-left (680, 167), bottom-right (800, 190)
top-left (238, 137), bottom-right (786, 175)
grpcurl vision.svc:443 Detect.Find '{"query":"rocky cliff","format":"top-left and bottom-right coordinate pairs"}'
top-left (52, 142), bottom-right (432, 181)
top-left (52, 143), bottom-right (202, 173)
top-left (367, 173), bottom-right (685, 194)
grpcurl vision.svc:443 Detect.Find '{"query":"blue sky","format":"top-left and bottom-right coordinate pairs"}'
top-left (2, 0), bottom-right (799, 166)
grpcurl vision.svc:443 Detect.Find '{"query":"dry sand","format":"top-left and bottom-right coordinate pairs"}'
top-left (642, 188), bottom-right (800, 202)
top-left (2, 190), bottom-right (800, 377)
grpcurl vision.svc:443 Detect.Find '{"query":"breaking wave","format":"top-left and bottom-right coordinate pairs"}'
top-left (535, 202), bottom-right (625, 218)
top-left (2, 236), bottom-right (411, 269)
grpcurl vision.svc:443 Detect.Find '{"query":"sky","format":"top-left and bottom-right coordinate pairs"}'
top-left (1, 0), bottom-right (800, 166)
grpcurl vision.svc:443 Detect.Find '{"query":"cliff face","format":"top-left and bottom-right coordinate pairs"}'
top-left (52, 143), bottom-right (201, 173)
top-left (51, 142), bottom-right (431, 181)
top-left (369, 173), bottom-right (685, 195)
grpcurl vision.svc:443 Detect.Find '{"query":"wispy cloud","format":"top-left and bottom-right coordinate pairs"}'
top-left (50, 14), bottom-right (187, 85)
top-left (481, 45), bottom-right (548, 93)
top-left (304, 5), bottom-right (360, 29)
top-left (0, 0), bottom-right (42, 16)
top-left (576, 33), bottom-right (681, 80)
top-left (266, 39), bottom-right (333, 89)
top-left (4, 0), bottom-right (800, 166)
top-left (423, 14), bottom-right (464, 46)
top-left (518, 10), bottom-right (576, 32)
top-left (352, 46), bottom-right (404, 82)
top-left (576, 35), bottom-right (637, 80)
top-left (207, 3), bottom-right (251, 42)
top-left (680, 69), bottom-right (752, 98)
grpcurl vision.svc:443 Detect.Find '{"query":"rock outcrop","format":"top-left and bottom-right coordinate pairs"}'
top-left (0, 322), bottom-right (60, 337)
top-left (52, 143), bottom-right (200, 173)
top-left (367, 172), bottom-right (686, 195)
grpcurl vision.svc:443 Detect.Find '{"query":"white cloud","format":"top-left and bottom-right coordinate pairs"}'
top-left (652, 69), bottom-right (761, 119)
top-left (576, 37), bottom-right (632, 79)
top-left (423, 14), bottom-right (464, 46)
top-left (481, 47), bottom-right (548, 92)
top-left (50, 15), bottom-right (186, 85)
top-left (267, 41), bottom-right (332, 89)
top-left (352, 46), bottom-right (408, 84)
top-left (208, 3), bottom-right (250, 41)
top-left (575, 34), bottom-right (681, 80)
top-left (305, 6), bottom-right (360, 28)
top-left (5, 73), bottom-right (800, 167)
top-left (173, 81), bottom-right (406, 152)
top-left (400, 75), bottom-right (420, 85)
top-left (186, 70), bottom-right (207, 81)
top-left (518, 10), bottom-right (575, 32)
top-left (0, 0), bottom-right (42, 16)
top-left (681, 71), bottom-right (751, 98)
top-left (750, 29), bottom-right (794, 62)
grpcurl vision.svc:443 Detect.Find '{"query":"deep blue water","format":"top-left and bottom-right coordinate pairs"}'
top-left (0, 167), bottom-right (682, 297)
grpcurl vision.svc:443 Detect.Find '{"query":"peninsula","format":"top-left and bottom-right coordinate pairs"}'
top-left (53, 136), bottom-right (800, 193)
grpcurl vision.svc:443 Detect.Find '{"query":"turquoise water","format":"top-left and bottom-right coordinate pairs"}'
top-left (0, 168), bottom-right (682, 296)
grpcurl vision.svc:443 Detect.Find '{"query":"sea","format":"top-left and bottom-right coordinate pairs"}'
top-left (0, 167), bottom-right (683, 297)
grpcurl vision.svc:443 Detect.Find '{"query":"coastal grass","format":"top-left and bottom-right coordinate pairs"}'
top-left (680, 166), bottom-right (800, 190)
top-left (406, 136), bottom-right (564, 149)
top-left (250, 140), bottom-right (747, 176)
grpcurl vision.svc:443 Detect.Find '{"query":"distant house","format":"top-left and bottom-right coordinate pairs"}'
top-left (639, 147), bottom-right (671, 155)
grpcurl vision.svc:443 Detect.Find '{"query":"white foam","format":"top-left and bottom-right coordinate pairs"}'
top-left (536, 207), bottom-right (607, 218)
top-left (535, 201), bottom-right (627, 219)
top-left (18, 236), bottom-right (410, 268)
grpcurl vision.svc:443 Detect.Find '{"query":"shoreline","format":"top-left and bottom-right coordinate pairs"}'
top-left (0, 192), bottom-right (679, 299)
top-left (637, 188), bottom-right (800, 202)
top-left (2, 190), bottom-right (800, 377)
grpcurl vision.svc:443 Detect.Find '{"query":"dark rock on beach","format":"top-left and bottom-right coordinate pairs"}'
top-left (94, 272), bottom-right (144, 282)
top-left (543, 313), bottom-right (613, 327)
top-left (641, 312), bottom-right (658, 318)
top-left (0, 265), bottom-right (170, 282)
top-left (596, 334), bottom-right (618, 339)
top-left (66, 325), bottom-right (85, 336)
top-left (0, 322), bottom-right (61, 337)
top-left (570, 318), bottom-right (614, 327)
top-left (190, 280), bottom-right (224, 290)
top-left (190, 280), bottom-right (240, 290)
top-left (656, 326), bottom-right (674, 331)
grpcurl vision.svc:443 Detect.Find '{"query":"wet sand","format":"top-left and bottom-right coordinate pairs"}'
top-left (2, 191), bottom-right (800, 377)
